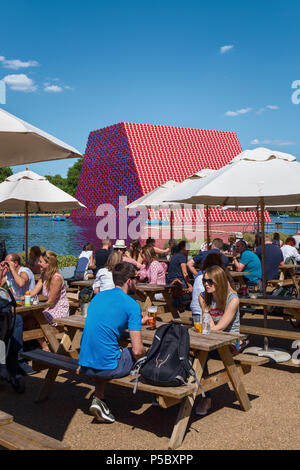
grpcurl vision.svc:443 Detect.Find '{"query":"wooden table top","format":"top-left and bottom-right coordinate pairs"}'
top-left (56, 316), bottom-right (244, 352)
top-left (239, 296), bottom-right (300, 309)
top-left (279, 264), bottom-right (300, 270)
top-left (136, 283), bottom-right (171, 292)
top-left (16, 301), bottom-right (49, 314)
top-left (230, 272), bottom-right (250, 278)
top-left (69, 280), bottom-right (93, 287)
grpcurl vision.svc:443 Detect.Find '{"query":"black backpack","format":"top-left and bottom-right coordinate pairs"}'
top-left (131, 322), bottom-right (204, 395)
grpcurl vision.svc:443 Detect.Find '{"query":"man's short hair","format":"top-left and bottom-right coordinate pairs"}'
top-left (102, 237), bottom-right (111, 245)
top-left (236, 240), bottom-right (248, 250)
top-left (212, 238), bottom-right (224, 250)
top-left (9, 253), bottom-right (21, 265)
top-left (177, 240), bottom-right (186, 251)
top-left (112, 262), bottom-right (137, 287)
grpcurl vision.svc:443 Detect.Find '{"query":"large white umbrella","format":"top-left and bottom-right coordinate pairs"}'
top-left (0, 108), bottom-right (82, 167)
top-left (127, 169), bottom-right (216, 242)
top-left (164, 147), bottom-right (300, 361)
top-left (0, 169), bottom-right (85, 260)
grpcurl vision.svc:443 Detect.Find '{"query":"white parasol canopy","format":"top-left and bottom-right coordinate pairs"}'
top-left (0, 169), bottom-right (85, 259)
top-left (0, 108), bottom-right (82, 167)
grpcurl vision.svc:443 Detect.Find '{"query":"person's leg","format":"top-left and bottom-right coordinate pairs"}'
top-left (8, 314), bottom-right (35, 376)
top-left (195, 350), bottom-right (220, 416)
top-left (94, 378), bottom-right (107, 399)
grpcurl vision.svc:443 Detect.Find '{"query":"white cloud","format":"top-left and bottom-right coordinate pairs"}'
top-left (44, 85), bottom-right (63, 93)
top-left (266, 105), bottom-right (279, 110)
top-left (220, 45), bottom-right (234, 54)
top-left (0, 56), bottom-right (39, 70)
top-left (256, 105), bottom-right (279, 114)
top-left (250, 138), bottom-right (295, 146)
top-left (3, 74), bottom-right (37, 92)
top-left (225, 107), bottom-right (252, 117)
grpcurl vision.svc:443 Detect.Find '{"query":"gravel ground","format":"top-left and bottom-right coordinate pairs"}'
top-left (1, 314), bottom-right (300, 450)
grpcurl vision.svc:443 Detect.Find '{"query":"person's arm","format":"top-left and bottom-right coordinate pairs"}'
top-left (89, 255), bottom-right (96, 270)
top-left (181, 263), bottom-right (193, 293)
top-left (187, 258), bottom-right (198, 276)
top-left (154, 247), bottom-right (169, 255)
top-left (129, 330), bottom-right (146, 360)
top-left (211, 297), bottom-right (239, 331)
top-left (47, 275), bottom-right (64, 308)
top-left (138, 264), bottom-right (147, 281)
top-left (29, 278), bottom-right (43, 297)
top-left (8, 263), bottom-right (29, 288)
top-left (233, 257), bottom-right (245, 272)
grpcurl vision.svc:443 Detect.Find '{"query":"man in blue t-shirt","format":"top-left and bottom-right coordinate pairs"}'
top-left (79, 262), bottom-right (148, 423)
top-left (187, 238), bottom-right (229, 277)
top-left (234, 240), bottom-right (262, 286)
top-left (256, 236), bottom-right (284, 280)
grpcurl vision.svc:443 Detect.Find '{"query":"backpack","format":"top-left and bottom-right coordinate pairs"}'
top-left (130, 322), bottom-right (204, 396)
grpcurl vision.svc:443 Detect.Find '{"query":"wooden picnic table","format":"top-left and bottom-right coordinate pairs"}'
top-left (36, 315), bottom-right (252, 449)
top-left (239, 296), bottom-right (300, 322)
top-left (16, 300), bottom-right (77, 351)
top-left (69, 280), bottom-right (93, 289)
top-left (278, 264), bottom-right (300, 295)
top-left (136, 283), bottom-right (181, 319)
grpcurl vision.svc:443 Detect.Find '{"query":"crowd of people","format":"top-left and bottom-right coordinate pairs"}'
top-left (1, 229), bottom-right (300, 420)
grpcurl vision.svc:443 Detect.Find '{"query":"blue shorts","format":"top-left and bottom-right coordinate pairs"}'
top-left (80, 347), bottom-right (134, 379)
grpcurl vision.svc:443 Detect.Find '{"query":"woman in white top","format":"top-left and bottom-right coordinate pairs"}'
top-left (75, 243), bottom-right (96, 280)
top-left (93, 251), bottom-right (122, 294)
top-left (281, 237), bottom-right (300, 263)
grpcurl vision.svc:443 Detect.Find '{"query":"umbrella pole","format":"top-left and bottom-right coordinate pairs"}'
top-left (25, 201), bottom-right (29, 264)
top-left (256, 205), bottom-right (260, 243)
top-left (260, 197), bottom-right (268, 351)
top-left (206, 205), bottom-right (210, 249)
top-left (170, 209), bottom-right (173, 241)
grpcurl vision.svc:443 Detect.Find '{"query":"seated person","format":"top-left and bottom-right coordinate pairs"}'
top-left (256, 236), bottom-right (284, 280)
top-left (166, 240), bottom-right (193, 293)
top-left (113, 240), bottom-right (142, 269)
top-left (233, 240), bottom-right (262, 287)
top-left (79, 262), bottom-right (149, 423)
top-left (129, 240), bottom-right (143, 265)
top-left (187, 238), bottom-right (229, 276)
top-left (75, 243), bottom-right (96, 280)
top-left (95, 237), bottom-right (112, 272)
top-left (139, 246), bottom-right (166, 285)
top-left (145, 237), bottom-right (170, 256)
top-left (281, 237), bottom-right (300, 264)
top-left (168, 239), bottom-right (178, 256)
top-left (196, 265), bottom-right (241, 416)
top-left (26, 246), bottom-right (41, 274)
top-left (0, 253), bottom-right (36, 375)
top-left (29, 251), bottom-right (69, 351)
top-left (93, 251), bottom-right (122, 294)
top-left (191, 252), bottom-right (234, 320)
top-left (272, 232), bottom-right (283, 247)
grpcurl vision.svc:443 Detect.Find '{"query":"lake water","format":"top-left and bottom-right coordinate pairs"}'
top-left (1, 214), bottom-right (300, 256)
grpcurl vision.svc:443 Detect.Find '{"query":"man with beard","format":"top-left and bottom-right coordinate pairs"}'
top-left (79, 262), bottom-right (148, 423)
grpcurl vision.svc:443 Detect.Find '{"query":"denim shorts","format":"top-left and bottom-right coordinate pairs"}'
top-left (80, 347), bottom-right (134, 379)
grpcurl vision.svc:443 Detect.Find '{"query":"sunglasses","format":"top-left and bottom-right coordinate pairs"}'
top-left (203, 278), bottom-right (215, 287)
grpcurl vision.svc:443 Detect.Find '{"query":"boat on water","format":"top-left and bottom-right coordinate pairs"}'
top-left (11, 214), bottom-right (24, 218)
top-left (51, 217), bottom-right (66, 221)
top-left (31, 214), bottom-right (41, 218)
top-left (279, 214), bottom-right (289, 218)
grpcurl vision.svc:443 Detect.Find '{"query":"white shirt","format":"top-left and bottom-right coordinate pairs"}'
top-left (75, 250), bottom-right (93, 280)
top-left (292, 235), bottom-right (300, 249)
top-left (93, 268), bottom-right (114, 292)
top-left (281, 245), bottom-right (300, 263)
top-left (190, 272), bottom-right (205, 317)
top-left (6, 266), bottom-right (35, 298)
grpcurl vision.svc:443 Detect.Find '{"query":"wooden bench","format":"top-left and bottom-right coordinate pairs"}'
top-left (0, 411), bottom-right (70, 450)
top-left (240, 325), bottom-right (300, 341)
top-left (22, 348), bottom-right (268, 404)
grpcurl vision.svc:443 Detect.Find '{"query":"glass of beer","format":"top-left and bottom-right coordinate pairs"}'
top-left (193, 314), bottom-right (202, 333)
top-left (148, 306), bottom-right (158, 330)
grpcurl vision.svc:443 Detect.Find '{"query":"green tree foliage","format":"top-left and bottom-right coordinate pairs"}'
top-left (0, 167), bottom-right (13, 183)
top-left (45, 158), bottom-right (83, 196)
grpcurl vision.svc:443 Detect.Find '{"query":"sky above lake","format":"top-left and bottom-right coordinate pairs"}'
top-left (1, 0), bottom-right (300, 177)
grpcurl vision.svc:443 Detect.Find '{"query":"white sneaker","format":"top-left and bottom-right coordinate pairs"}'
top-left (89, 397), bottom-right (115, 423)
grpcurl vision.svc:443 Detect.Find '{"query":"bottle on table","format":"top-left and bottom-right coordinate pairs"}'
top-left (202, 309), bottom-right (211, 335)
top-left (24, 291), bottom-right (31, 306)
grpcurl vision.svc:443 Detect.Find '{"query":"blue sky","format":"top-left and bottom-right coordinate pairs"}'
top-left (1, 0), bottom-right (300, 177)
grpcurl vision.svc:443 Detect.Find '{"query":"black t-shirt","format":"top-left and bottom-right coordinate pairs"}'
top-left (166, 252), bottom-right (187, 285)
top-left (256, 244), bottom-right (283, 280)
top-left (95, 249), bottom-right (111, 272)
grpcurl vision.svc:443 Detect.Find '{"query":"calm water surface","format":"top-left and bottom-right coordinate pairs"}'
top-left (1, 215), bottom-right (300, 256)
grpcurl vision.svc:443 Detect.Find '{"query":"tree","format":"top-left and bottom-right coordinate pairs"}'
top-left (45, 158), bottom-right (83, 196)
top-left (0, 167), bottom-right (13, 183)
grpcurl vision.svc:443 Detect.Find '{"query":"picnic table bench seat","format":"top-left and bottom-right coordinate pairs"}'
top-left (22, 348), bottom-right (268, 405)
top-left (0, 411), bottom-right (70, 450)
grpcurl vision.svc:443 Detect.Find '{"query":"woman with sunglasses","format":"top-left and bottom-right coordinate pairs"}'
top-left (196, 265), bottom-right (241, 416)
